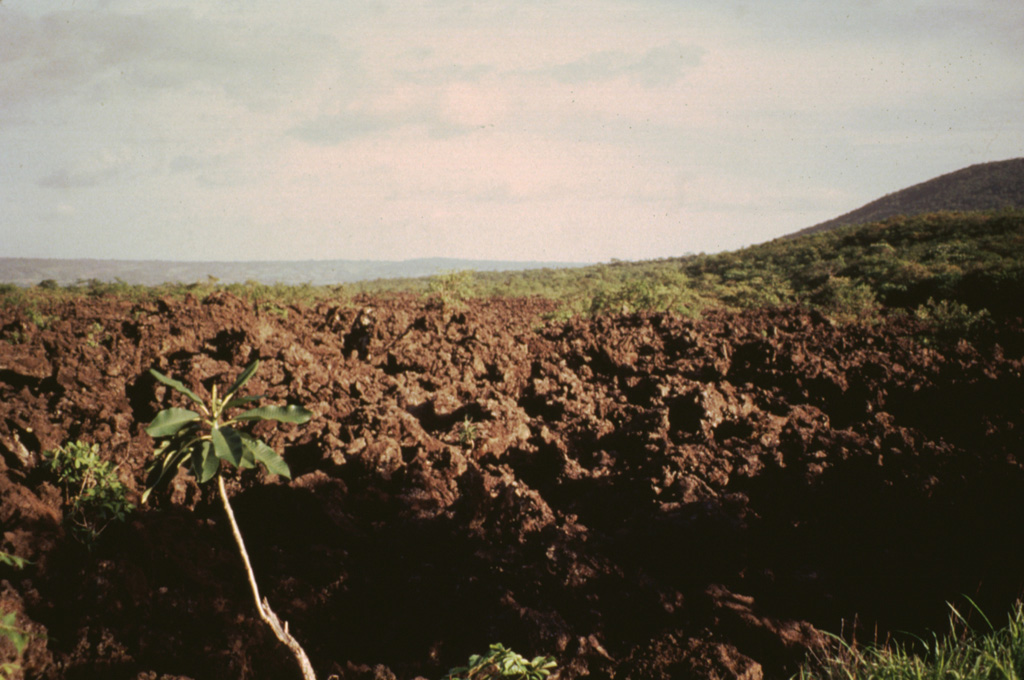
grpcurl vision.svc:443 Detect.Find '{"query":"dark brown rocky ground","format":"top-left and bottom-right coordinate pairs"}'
top-left (2, 292), bottom-right (1023, 679)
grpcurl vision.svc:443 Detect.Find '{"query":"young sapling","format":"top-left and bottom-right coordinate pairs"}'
top-left (143, 359), bottom-right (316, 680)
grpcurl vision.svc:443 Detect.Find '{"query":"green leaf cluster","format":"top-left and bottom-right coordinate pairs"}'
top-left (915, 297), bottom-right (991, 340)
top-left (1, 547), bottom-right (37, 678)
top-left (427, 269), bottom-right (477, 309)
top-left (44, 441), bottom-right (134, 547)
top-left (0, 551), bottom-right (29, 571)
top-left (143, 360), bottom-right (311, 502)
top-left (0, 610), bottom-right (29, 680)
top-left (457, 416), bottom-right (479, 447)
top-left (445, 644), bottom-right (557, 680)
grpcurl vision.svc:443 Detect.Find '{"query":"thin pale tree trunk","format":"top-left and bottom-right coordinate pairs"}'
top-left (218, 475), bottom-right (317, 680)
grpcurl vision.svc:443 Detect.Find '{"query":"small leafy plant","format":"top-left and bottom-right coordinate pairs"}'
top-left (0, 551), bottom-right (33, 680)
top-left (457, 416), bottom-right (479, 447)
top-left (26, 308), bottom-right (55, 331)
top-left (0, 551), bottom-right (29, 571)
top-left (428, 269), bottom-right (475, 309)
top-left (0, 611), bottom-right (29, 680)
top-left (85, 321), bottom-right (106, 348)
top-left (143, 359), bottom-right (317, 679)
top-left (444, 644), bottom-right (557, 680)
top-left (44, 441), bottom-right (134, 547)
top-left (143, 360), bottom-right (307, 499)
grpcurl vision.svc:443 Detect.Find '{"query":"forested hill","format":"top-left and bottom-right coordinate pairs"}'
top-left (790, 158), bottom-right (1024, 238)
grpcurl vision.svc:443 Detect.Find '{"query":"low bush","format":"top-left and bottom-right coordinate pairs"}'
top-left (44, 441), bottom-right (134, 548)
top-left (809, 276), bottom-right (880, 323)
top-left (428, 270), bottom-right (476, 309)
top-left (915, 297), bottom-right (991, 339)
top-left (0, 611), bottom-right (28, 680)
top-left (444, 643), bottom-right (557, 680)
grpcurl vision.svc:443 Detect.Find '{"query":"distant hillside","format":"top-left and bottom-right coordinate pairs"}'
top-left (790, 158), bottom-right (1024, 238)
top-left (0, 257), bottom-right (588, 288)
top-left (351, 210), bottom-right (1024, 320)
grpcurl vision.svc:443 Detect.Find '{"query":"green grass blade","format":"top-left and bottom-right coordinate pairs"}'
top-left (149, 368), bottom-right (205, 407)
top-left (234, 404), bottom-right (312, 424)
top-left (961, 595), bottom-right (995, 632)
top-left (146, 408), bottom-right (201, 437)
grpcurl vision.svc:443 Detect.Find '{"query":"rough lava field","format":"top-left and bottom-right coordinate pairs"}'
top-left (2, 292), bottom-right (1024, 679)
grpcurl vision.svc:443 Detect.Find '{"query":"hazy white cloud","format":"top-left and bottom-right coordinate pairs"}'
top-left (545, 42), bottom-right (705, 86)
top-left (1, 0), bottom-right (1022, 263)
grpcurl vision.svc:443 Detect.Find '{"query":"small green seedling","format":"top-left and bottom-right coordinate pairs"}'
top-left (0, 551), bottom-right (33, 680)
top-left (144, 359), bottom-right (317, 680)
top-left (445, 643), bottom-right (558, 680)
top-left (458, 416), bottom-right (479, 447)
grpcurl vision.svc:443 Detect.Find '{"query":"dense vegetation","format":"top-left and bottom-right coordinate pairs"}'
top-left (3, 210), bottom-right (1022, 333)
top-left (351, 209), bottom-right (1024, 323)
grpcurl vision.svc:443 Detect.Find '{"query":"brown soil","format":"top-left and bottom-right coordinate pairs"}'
top-left (2, 292), bottom-right (1023, 680)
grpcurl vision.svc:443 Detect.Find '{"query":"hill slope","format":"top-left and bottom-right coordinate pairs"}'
top-left (349, 210), bottom-right (1024, 320)
top-left (790, 158), bottom-right (1024, 238)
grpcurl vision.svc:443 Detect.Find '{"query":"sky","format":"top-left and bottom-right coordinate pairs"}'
top-left (1, 1), bottom-right (1022, 264)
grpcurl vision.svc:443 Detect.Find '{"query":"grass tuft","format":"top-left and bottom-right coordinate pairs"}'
top-left (797, 601), bottom-right (1024, 680)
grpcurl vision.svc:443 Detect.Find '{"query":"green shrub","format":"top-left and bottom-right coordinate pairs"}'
top-left (26, 308), bottom-right (55, 330)
top-left (0, 552), bottom-right (34, 680)
top-left (85, 321), bottom-right (107, 348)
top-left (0, 612), bottom-right (29, 680)
top-left (809, 276), bottom-right (880, 322)
top-left (445, 643), bottom-right (557, 680)
top-left (915, 297), bottom-right (990, 339)
top-left (428, 270), bottom-right (476, 309)
top-left (44, 441), bottom-right (134, 547)
top-left (589, 278), bottom-right (671, 315)
top-left (719, 276), bottom-right (795, 309)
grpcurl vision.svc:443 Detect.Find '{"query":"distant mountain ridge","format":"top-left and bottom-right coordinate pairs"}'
top-left (789, 157), bottom-right (1024, 238)
top-left (0, 257), bottom-right (588, 287)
